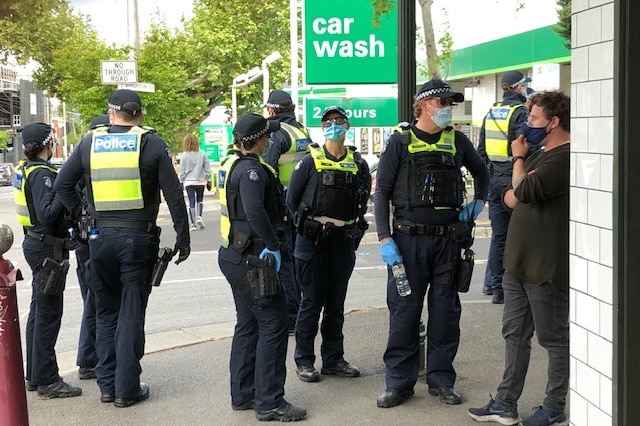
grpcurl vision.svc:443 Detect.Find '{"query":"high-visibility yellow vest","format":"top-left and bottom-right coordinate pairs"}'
top-left (484, 103), bottom-right (525, 162)
top-left (308, 144), bottom-right (359, 174)
top-left (13, 160), bottom-right (58, 227)
top-left (218, 153), bottom-right (278, 248)
top-left (90, 126), bottom-right (148, 211)
top-left (277, 122), bottom-right (309, 185)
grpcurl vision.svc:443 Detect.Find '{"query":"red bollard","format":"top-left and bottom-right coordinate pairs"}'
top-left (0, 242), bottom-right (28, 425)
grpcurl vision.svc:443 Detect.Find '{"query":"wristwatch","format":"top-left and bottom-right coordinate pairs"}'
top-left (511, 156), bottom-right (525, 164)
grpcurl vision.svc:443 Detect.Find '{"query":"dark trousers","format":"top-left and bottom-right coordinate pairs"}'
top-left (218, 250), bottom-right (288, 412)
top-left (23, 235), bottom-right (66, 386)
top-left (76, 242), bottom-right (98, 369)
top-left (487, 174), bottom-right (512, 296)
top-left (294, 235), bottom-right (356, 368)
top-left (495, 271), bottom-right (569, 413)
top-left (89, 227), bottom-right (156, 398)
top-left (185, 184), bottom-right (205, 208)
top-left (278, 215), bottom-right (300, 331)
top-left (384, 231), bottom-right (461, 392)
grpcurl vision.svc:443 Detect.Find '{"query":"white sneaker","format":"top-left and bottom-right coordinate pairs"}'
top-left (190, 224), bottom-right (197, 231)
top-left (196, 216), bottom-right (205, 229)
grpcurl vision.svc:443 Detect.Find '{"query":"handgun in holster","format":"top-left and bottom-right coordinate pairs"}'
top-left (39, 257), bottom-right (70, 296)
top-left (455, 248), bottom-right (475, 293)
top-left (151, 247), bottom-right (174, 287)
top-left (245, 254), bottom-right (281, 298)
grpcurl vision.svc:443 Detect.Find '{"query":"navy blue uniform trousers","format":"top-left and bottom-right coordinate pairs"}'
top-left (218, 249), bottom-right (288, 412)
top-left (88, 227), bottom-right (156, 399)
top-left (278, 214), bottom-right (300, 331)
top-left (294, 234), bottom-right (356, 369)
top-left (23, 235), bottom-right (67, 386)
top-left (384, 230), bottom-right (461, 392)
top-left (75, 242), bottom-right (98, 369)
top-left (487, 174), bottom-right (512, 295)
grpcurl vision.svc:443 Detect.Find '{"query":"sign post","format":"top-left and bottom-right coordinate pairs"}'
top-left (101, 60), bottom-right (138, 84)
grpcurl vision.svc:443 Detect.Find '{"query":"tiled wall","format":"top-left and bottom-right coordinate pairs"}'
top-left (569, 1), bottom-right (614, 425)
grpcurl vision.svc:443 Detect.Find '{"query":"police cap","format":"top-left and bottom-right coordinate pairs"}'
top-left (415, 79), bottom-right (464, 103)
top-left (320, 105), bottom-right (348, 122)
top-left (264, 90), bottom-right (292, 109)
top-left (501, 71), bottom-right (532, 89)
top-left (22, 122), bottom-right (55, 147)
top-left (108, 89), bottom-right (142, 116)
top-left (233, 113), bottom-right (281, 143)
top-left (89, 114), bottom-right (110, 129)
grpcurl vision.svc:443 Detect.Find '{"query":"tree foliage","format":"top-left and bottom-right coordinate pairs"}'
top-left (554, 0), bottom-right (571, 49)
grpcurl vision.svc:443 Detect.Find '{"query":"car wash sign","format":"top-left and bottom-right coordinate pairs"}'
top-left (304, 0), bottom-right (397, 85)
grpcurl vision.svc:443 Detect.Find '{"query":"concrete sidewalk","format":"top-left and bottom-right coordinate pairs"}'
top-left (25, 302), bottom-right (549, 426)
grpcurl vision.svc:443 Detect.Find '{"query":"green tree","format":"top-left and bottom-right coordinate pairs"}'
top-left (554, 0), bottom-right (571, 49)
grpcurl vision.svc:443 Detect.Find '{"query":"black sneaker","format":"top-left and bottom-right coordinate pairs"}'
top-left (468, 397), bottom-right (520, 425)
top-left (26, 380), bottom-right (37, 392)
top-left (78, 367), bottom-right (97, 380)
top-left (37, 380), bottom-right (82, 399)
top-left (232, 399), bottom-right (255, 411)
top-left (520, 405), bottom-right (568, 426)
top-left (492, 292), bottom-right (505, 304)
top-left (482, 285), bottom-right (493, 295)
top-left (256, 401), bottom-right (307, 422)
top-left (321, 360), bottom-right (360, 377)
top-left (296, 364), bottom-right (320, 382)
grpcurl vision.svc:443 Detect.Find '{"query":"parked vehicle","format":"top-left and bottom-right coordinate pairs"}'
top-left (0, 163), bottom-right (13, 186)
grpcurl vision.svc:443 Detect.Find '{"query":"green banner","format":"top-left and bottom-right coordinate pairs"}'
top-left (304, 0), bottom-right (398, 84)
top-left (305, 97), bottom-right (399, 127)
top-left (199, 124), bottom-right (232, 162)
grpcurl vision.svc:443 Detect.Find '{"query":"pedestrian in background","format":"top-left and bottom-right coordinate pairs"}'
top-left (54, 89), bottom-right (191, 408)
top-left (74, 113), bottom-right (111, 382)
top-left (286, 105), bottom-right (370, 384)
top-left (468, 91), bottom-right (570, 426)
top-left (218, 113), bottom-right (306, 422)
top-left (374, 79), bottom-right (489, 408)
top-left (262, 89), bottom-right (311, 335)
top-left (15, 122), bottom-right (82, 399)
top-left (179, 133), bottom-right (211, 231)
top-left (476, 70), bottom-right (531, 304)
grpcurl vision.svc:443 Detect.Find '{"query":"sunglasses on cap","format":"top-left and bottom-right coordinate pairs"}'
top-left (321, 117), bottom-right (348, 128)
top-left (425, 97), bottom-right (457, 107)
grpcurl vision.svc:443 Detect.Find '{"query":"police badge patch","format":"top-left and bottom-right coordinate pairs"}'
top-left (247, 169), bottom-right (260, 182)
top-left (43, 176), bottom-right (53, 188)
top-left (294, 160), bottom-right (303, 171)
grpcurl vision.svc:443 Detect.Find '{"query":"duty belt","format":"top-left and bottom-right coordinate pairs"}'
top-left (95, 219), bottom-right (155, 232)
top-left (393, 219), bottom-right (455, 236)
top-left (25, 230), bottom-right (67, 260)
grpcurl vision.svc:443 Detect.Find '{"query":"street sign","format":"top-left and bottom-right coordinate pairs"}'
top-left (303, 0), bottom-right (398, 85)
top-left (101, 60), bottom-right (138, 84)
top-left (305, 97), bottom-right (399, 127)
top-left (117, 82), bottom-right (156, 93)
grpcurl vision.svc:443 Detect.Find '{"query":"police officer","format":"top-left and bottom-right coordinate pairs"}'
top-left (16, 122), bottom-right (82, 398)
top-left (374, 79), bottom-right (489, 408)
top-left (477, 70), bottom-right (531, 304)
top-left (262, 89), bottom-right (311, 334)
top-left (75, 113), bottom-right (110, 381)
top-left (286, 105), bottom-right (371, 383)
top-left (54, 90), bottom-right (191, 407)
top-left (218, 113), bottom-right (306, 422)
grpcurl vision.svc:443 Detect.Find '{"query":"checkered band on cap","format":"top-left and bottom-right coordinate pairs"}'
top-left (41, 129), bottom-right (55, 145)
top-left (415, 86), bottom-right (453, 101)
top-left (265, 102), bottom-right (281, 109)
top-left (509, 76), bottom-right (528, 88)
top-left (242, 120), bottom-right (272, 142)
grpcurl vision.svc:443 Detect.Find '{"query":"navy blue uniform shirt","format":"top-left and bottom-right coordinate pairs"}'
top-left (54, 125), bottom-right (190, 248)
top-left (25, 159), bottom-right (67, 237)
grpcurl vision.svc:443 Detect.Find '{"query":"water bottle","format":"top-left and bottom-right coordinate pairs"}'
top-left (88, 228), bottom-right (99, 240)
top-left (392, 262), bottom-right (411, 296)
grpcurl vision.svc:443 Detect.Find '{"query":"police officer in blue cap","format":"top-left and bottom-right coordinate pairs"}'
top-left (218, 113), bottom-right (306, 422)
top-left (16, 122), bottom-right (82, 398)
top-left (287, 105), bottom-right (371, 384)
top-left (54, 89), bottom-right (191, 408)
top-left (374, 79), bottom-right (489, 408)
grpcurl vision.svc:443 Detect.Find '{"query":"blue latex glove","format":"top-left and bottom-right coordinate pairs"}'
top-left (259, 248), bottom-right (281, 272)
top-left (459, 200), bottom-right (484, 222)
top-left (380, 239), bottom-right (403, 266)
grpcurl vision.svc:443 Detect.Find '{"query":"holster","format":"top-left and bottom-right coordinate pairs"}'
top-left (151, 247), bottom-right (174, 287)
top-left (39, 257), bottom-right (70, 295)
top-left (455, 249), bottom-right (475, 293)
top-left (245, 254), bottom-right (281, 298)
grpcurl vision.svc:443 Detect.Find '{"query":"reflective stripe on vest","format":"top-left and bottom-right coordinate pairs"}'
top-left (278, 122), bottom-right (310, 185)
top-left (308, 145), bottom-right (359, 174)
top-left (13, 161), bottom-right (58, 227)
top-left (484, 103), bottom-right (524, 162)
top-left (407, 129), bottom-right (456, 156)
top-left (218, 153), bottom-right (277, 247)
top-left (90, 127), bottom-right (148, 211)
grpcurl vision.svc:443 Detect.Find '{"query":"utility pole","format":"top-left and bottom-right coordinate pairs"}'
top-left (398, 0), bottom-right (416, 122)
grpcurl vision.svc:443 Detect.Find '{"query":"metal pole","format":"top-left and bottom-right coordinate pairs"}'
top-left (262, 63), bottom-right (270, 116)
top-left (133, 0), bottom-right (140, 50)
top-left (62, 101), bottom-right (68, 160)
top-left (398, 0), bottom-right (416, 122)
top-left (290, 0), bottom-right (299, 122)
top-left (231, 84), bottom-right (238, 124)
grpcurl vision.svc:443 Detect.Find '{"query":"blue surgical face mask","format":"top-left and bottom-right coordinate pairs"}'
top-left (522, 122), bottom-right (550, 146)
top-left (430, 106), bottom-right (453, 129)
top-left (323, 123), bottom-right (348, 141)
